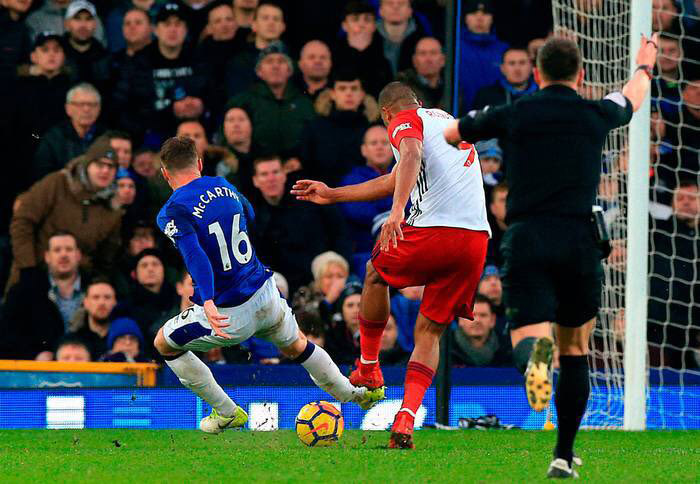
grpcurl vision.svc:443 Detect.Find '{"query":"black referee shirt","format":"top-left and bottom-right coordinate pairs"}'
top-left (458, 85), bottom-right (633, 224)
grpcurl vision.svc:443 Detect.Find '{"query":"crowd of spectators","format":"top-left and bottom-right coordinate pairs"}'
top-left (0, 0), bottom-right (698, 371)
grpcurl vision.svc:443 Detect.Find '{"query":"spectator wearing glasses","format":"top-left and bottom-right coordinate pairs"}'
top-left (32, 82), bottom-right (104, 183)
top-left (9, 136), bottom-right (123, 291)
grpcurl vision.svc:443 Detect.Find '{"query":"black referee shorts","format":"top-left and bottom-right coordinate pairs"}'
top-left (500, 216), bottom-right (603, 330)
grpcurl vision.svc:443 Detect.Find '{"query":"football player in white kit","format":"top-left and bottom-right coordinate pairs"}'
top-left (292, 82), bottom-right (491, 449)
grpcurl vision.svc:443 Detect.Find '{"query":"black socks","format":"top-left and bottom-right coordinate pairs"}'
top-left (554, 355), bottom-right (590, 465)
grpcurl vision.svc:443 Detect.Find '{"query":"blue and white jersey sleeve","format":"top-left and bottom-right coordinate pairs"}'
top-left (158, 203), bottom-right (215, 302)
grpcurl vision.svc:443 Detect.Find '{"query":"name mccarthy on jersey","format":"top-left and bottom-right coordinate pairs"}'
top-left (191, 185), bottom-right (240, 219)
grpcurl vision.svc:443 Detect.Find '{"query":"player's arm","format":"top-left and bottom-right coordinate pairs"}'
top-left (444, 104), bottom-right (510, 145)
top-left (161, 209), bottom-right (231, 339)
top-left (622, 33), bottom-right (659, 112)
top-left (291, 172), bottom-right (395, 204)
top-left (175, 231), bottom-right (232, 339)
top-left (379, 137), bottom-right (423, 252)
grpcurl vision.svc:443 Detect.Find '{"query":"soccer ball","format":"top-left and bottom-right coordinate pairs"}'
top-left (295, 401), bottom-right (344, 447)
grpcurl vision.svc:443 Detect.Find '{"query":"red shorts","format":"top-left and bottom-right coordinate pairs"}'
top-left (371, 225), bottom-right (488, 324)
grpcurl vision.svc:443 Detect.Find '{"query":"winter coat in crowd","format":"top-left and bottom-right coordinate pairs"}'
top-left (227, 81), bottom-right (316, 160)
top-left (0, 267), bottom-right (69, 359)
top-left (250, 182), bottom-right (352, 295)
top-left (300, 89), bottom-right (379, 186)
top-left (396, 67), bottom-right (446, 110)
top-left (113, 42), bottom-right (207, 144)
top-left (332, 32), bottom-right (393, 99)
top-left (9, 155), bottom-right (122, 289)
top-left (458, 29), bottom-right (508, 112)
top-left (32, 120), bottom-right (105, 183)
top-left (472, 77), bottom-right (538, 110)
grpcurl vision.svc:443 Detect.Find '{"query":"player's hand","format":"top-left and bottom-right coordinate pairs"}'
top-left (203, 300), bottom-right (232, 339)
top-left (290, 180), bottom-right (335, 205)
top-left (637, 32), bottom-right (659, 68)
top-left (444, 120), bottom-right (462, 146)
top-left (379, 209), bottom-right (404, 252)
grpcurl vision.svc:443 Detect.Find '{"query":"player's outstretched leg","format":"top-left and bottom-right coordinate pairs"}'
top-left (389, 314), bottom-right (445, 450)
top-left (547, 319), bottom-right (593, 479)
top-left (154, 328), bottom-right (247, 434)
top-left (511, 323), bottom-right (554, 412)
top-left (280, 331), bottom-right (385, 410)
top-left (350, 261), bottom-right (391, 389)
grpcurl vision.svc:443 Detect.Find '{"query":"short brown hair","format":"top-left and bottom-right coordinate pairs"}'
top-left (536, 37), bottom-right (582, 82)
top-left (159, 136), bottom-right (198, 172)
top-left (252, 155), bottom-right (282, 175)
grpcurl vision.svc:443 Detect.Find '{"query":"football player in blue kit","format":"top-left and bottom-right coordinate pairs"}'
top-left (153, 137), bottom-right (384, 433)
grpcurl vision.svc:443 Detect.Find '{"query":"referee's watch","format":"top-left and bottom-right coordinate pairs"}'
top-left (636, 65), bottom-right (654, 80)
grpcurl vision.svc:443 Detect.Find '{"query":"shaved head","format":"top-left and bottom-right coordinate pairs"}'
top-left (378, 81), bottom-right (418, 109)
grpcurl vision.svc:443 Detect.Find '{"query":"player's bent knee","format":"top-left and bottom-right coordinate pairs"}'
top-left (154, 328), bottom-right (179, 356)
top-left (279, 331), bottom-right (307, 359)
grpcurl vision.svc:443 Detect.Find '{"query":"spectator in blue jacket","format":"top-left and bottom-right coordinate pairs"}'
top-left (390, 285), bottom-right (422, 353)
top-left (458, 0), bottom-right (508, 112)
top-left (339, 124), bottom-right (393, 275)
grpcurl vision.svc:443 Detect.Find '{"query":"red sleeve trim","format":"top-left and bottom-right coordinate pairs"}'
top-left (387, 110), bottom-right (424, 150)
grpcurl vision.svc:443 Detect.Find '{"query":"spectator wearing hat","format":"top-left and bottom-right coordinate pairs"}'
top-left (459, 0), bottom-right (508, 112)
top-left (475, 138), bottom-right (503, 188)
top-left (227, 42), bottom-right (315, 160)
top-left (13, 33), bottom-right (73, 188)
top-left (224, 2), bottom-right (286, 99)
top-left (294, 40), bottom-right (333, 102)
top-left (324, 281), bottom-right (363, 365)
top-left (376, 0), bottom-right (429, 76)
top-left (486, 182), bottom-right (507, 267)
top-left (396, 37), bottom-right (446, 109)
top-left (473, 47), bottom-right (537, 110)
top-left (112, 220), bottom-right (165, 299)
top-left (301, 68), bottom-right (380, 187)
top-left (477, 264), bottom-right (506, 336)
top-left (62, 0), bottom-right (110, 86)
top-left (452, 294), bottom-right (512, 367)
top-left (333, 1), bottom-right (392, 98)
top-left (68, 277), bottom-right (118, 360)
top-left (114, 1), bottom-right (206, 145)
top-left (338, 125), bottom-right (394, 274)
top-left (32, 82), bottom-right (105, 183)
top-left (125, 248), bottom-right (178, 346)
top-left (100, 317), bottom-right (150, 362)
top-left (26, 0), bottom-right (107, 45)
top-left (9, 135), bottom-right (122, 291)
top-left (0, 231), bottom-right (86, 360)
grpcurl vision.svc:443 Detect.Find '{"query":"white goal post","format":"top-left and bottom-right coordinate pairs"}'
top-left (623, 0), bottom-right (651, 432)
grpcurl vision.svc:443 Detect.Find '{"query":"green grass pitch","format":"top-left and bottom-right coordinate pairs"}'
top-left (1, 429), bottom-right (698, 482)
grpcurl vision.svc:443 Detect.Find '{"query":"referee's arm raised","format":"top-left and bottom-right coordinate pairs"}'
top-left (622, 33), bottom-right (659, 112)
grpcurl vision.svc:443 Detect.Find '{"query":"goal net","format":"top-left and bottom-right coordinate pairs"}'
top-left (552, 0), bottom-right (700, 430)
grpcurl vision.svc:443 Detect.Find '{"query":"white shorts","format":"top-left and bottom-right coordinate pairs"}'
top-left (162, 277), bottom-right (299, 352)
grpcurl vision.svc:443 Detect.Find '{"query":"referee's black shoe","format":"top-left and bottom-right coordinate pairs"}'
top-left (547, 458), bottom-right (579, 479)
top-left (525, 337), bottom-right (554, 411)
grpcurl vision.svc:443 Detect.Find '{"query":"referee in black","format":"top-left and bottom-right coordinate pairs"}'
top-left (445, 34), bottom-right (658, 478)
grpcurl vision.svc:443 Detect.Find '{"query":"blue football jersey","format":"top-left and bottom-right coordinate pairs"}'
top-left (157, 176), bottom-right (271, 307)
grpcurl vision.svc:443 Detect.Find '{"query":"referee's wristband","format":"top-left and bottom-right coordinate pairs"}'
top-left (636, 65), bottom-right (654, 80)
